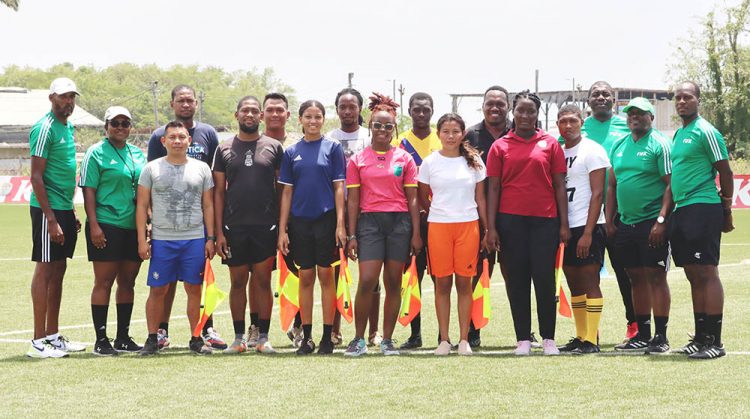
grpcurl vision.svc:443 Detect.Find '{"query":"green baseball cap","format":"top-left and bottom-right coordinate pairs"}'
top-left (622, 97), bottom-right (655, 114)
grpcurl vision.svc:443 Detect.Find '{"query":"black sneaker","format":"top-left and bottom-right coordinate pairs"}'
top-left (614, 337), bottom-right (650, 352)
top-left (399, 335), bottom-right (422, 350)
top-left (468, 329), bottom-right (481, 348)
top-left (189, 338), bottom-right (212, 355)
top-left (317, 339), bottom-right (334, 355)
top-left (139, 338), bottom-right (159, 356)
top-left (296, 338), bottom-right (316, 355)
top-left (646, 334), bottom-right (670, 355)
top-left (688, 335), bottom-right (726, 360)
top-left (114, 336), bottom-right (143, 353)
top-left (93, 338), bottom-right (118, 357)
top-left (558, 337), bottom-right (583, 352)
top-left (572, 341), bottom-right (600, 354)
top-left (673, 334), bottom-right (704, 355)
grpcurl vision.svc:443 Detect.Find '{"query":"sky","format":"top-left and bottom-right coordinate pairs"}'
top-left (0, 0), bottom-right (734, 124)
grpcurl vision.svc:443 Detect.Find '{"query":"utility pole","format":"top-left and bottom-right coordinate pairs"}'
top-left (150, 81), bottom-right (159, 128)
top-left (392, 79), bottom-right (396, 101)
top-left (198, 90), bottom-right (206, 122)
top-left (398, 84), bottom-right (405, 117)
top-left (571, 77), bottom-right (576, 106)
top-left (347, 72), bottom-right (354, 88)
top-left (535, 69), bottom-right (539, 94)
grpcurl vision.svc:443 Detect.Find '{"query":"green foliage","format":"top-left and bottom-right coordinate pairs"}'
top-left (1, 0), bottom-right (19, 10)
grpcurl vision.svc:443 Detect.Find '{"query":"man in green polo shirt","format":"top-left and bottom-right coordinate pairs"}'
top-left (606, 97), bottom-right (673, 354)
top-left (670, 81), bottom-right (734, 360)
top-left (26, 77), bottom-right (84, 358)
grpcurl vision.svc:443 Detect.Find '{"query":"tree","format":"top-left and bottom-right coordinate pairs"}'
top-left (1, 0), bottom-right (19, 11)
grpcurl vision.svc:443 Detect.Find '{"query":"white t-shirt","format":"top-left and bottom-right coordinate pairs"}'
top-left (563, 137), bottom-right (610, 228)
top-left (418, 151), bottom-right (486, 223)
top-left (327, 127), bottom-right (371, 163)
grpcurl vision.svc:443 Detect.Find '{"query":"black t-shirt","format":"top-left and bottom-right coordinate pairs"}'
top-left (212, 135), bottom-right (283, 226)
top-left (465, 120), bottom-right (510, 164)
top-left (147, 122), bottom-right (219, 165)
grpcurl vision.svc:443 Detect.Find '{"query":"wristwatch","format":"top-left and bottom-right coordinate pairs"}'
top-left (347, 235), bottom-right (357, 241)
top-left (206, 235), bottom-right (217, 241)
top-left (656, 216), bottom-right (665, 224)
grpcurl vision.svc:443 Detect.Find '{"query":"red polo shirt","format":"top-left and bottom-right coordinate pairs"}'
top-left (486, 129), bottom-right (566, 218)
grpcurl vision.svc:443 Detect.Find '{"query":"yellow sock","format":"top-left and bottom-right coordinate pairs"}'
top-left (586, 297), bottom-right (604, 344)
top-left (571, 294), bottom-right (587, 340)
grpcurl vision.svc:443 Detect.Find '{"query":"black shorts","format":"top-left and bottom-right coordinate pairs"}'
top-left (614, 218), bottom-right (670, 270)
top-left (670, 203), bottom-right (723, 267)
top-left (85, 222), bottom-right (141, 262)
top-left (289, 211), bottom-right (337, 270)
top-left (357, 212), bottom-right (412, 262)
top-left (564, 225), bottom-right (606, 267)
top-left (30, 206), bottom-right (77, 262)
top-left (223, 224), bottom-right (277, 267)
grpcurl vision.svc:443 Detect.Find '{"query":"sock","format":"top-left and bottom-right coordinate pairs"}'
top-left (654, 316), bottom-right (668, 338)
top-left (322, 324), bottom-right (333, 343)
top-left (233, 320), bottom-right (245, 340)
top-left (46, 332), bottom-right (59, 342)
top-left (293, 313), bottom-right (302, 328)
top-left (636, 315), bottom-right (652, 341)
top-left (258, 318), bottom-right (270, 336)
top-left (302, 324), bottom-right (312, 340)
top-left (91, 304), bottom-right (109, 340)
top-left (159, 322), bottom-right (169, 335)
top-left (250, 312), bottom-right (259, 327)
top-left (571, 294), bottom-right (587, 341)
top-left (116, 303), bottom-right (133, 340)
top-left (694, 312), bottom-right (706, 340)
top-left (585, 297), bottom-right (604, 345)
top-left (147, 333), bottom-right (157, 342)
top-left (410, 313), bottom-right (421, 339)
top-left (202, 317), bottom-right (213, 335)
top-left (706, 314), bottom-right (723, 346)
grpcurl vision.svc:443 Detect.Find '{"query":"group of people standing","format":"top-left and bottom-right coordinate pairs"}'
top-left (26, 77), bottom-right (734, 360)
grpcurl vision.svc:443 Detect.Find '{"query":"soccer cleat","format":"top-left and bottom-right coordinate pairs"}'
top-left (139, 338), bottom-right (159, 356)
top-left (223, 338), bottom-right (247, 354)
top-left (113, 336), bottom-right (143, 353)
top-left (625, 322), bottom-right (639, 342)
top-left (296, 338), bottom-right (316, 355)
top-left (26, 341), bottom-right (68, 359)
top-left (256, 338), bottom-right (276, 354)
top-left (558, 337), bottom-right (583, 352)
top-left (399, 335), bottom-right (422, 350)
top-left (645, 334), bottom-right (671, 355)
top-left (614, 337), bottom-right (650, 352)
top-left (368, 331), bottom-right (383, 347)
top-left (380, 339), bottom-right (399, 356)
top-left (157, 328), bottom-right (170, 350)
top-left (246, 325), bottom-right (259, 347)
top-left (542, 339), bottom-right (560, 356)
top-left (457, 340), bottom-right (473, 356)
top-left (93, 338), bottom-right (118, 357)
top-left (688, 335), bottom-right (726, 360)
top-left (189, 338), bottom-right (213, 355)
top-left (530, 332), bottom-right (542, 349)
top-left (572, 341), bottom-right (600, 355)
top-left (47, 335), bottom-right (86, 352)
top-left (344, 338), bottom-right (368, 357)
top-left (331, 332), bottom-right (343, 346)
top-left (434, 341), bottom-right (452, 356)
top-left (514, 340), bottom-right (532, 356)
top-left (317, 339), bottom-right (334, 355)
top-left (468, 335), bottom-right (481, 349)
top-left (203, 327), bottom-right (228, 350)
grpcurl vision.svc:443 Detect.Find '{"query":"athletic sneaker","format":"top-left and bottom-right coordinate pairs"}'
top-left (689, 335), bottom-right (726, 360)
top-left (93, 338), bottom-right (118, 357)
top-left (246, 325), bottom-right (259, 347)
top-left (157, 328), bottom-right (170, 350)
top-left (287, 326), bottom-right (303, 348)
top-left (645, 334), bottom-right (670, 355)
top-left (256, 338), bottom-right (276, 354)
top-left (26, 341), bottom-right (68, 358)
top-left (380, 339), bottom-right (399, 356)
top-left (625, 322), bottom-right (639, 341)
top-left (189, 338), bottom-right (213, 355)
top-left (344, 338), bottom-right (367, 357)
top-left (572, 341), bottom-right (600, 354)
top-left (558, 337), bottom-right (583, 352)
top-left (514, 340), bottom-right (532, 356)
top-left (113, 336), bottom-right (143, 353)
top-left (331, 332), bottom-right (343, 346)
top-left (368, 331), bottom-right (383, 347)
top-left (399, 335), bottom-right (422, 350)
top-left (223, 338), bottom-right (247, 354)
top-left (468, 336), bottom-right (481, 348)
top-left (434, 341), bottom-right (452, 356)
top-left (296, 338), bottom-right (315, 355)
top-left (614, 337), bottom-right (649, 352)
top-left (457, 340), bottom-right (472, 356)
top-left (673, 333), bottom-right (704, 355)
top-left (140, 338), bottom-right (159, 356)
top-left (203, 327), bottom-right (228, 350)
top-left (542, 339), bottom-right (560, 356)
top-left (47, 335), bottom-right (85, 352)
top-left (530, 332), bottom-right (542, 349)
top-left (317, 339), bottom-right (334, 355)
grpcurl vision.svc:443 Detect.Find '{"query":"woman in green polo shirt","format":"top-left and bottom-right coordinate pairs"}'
top-left (79, 106), bottom-right (147, 356)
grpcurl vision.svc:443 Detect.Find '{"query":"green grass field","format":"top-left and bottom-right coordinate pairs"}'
top-left (1, 205), bottom-right (749, 417)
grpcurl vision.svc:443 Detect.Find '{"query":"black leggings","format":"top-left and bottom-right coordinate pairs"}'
top-left (497, 213), bottom-right (559, 341)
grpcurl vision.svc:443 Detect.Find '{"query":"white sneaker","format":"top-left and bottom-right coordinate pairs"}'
top-left (515, 340), bottom-right (532, 356)
top-left (458, 340), bottom-right (473, 356)
top-left (434, 340), bottom-right (452, 356)
top-left (47, 335), bottom-right (85, 352)
top-left (256, 338), bottom-right (276, 354)
top-left (26, 341), bottom-right (68, 358)
top-left (542, 339), bottom-right (560, 356)
top-left (246, 325), bottom-right (259, 347)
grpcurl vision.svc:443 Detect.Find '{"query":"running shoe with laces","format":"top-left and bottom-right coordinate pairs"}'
top-left (399, 335), bottom-right (422, 350)
top-left (530, 332), bottom-right (542, 349)
top-left (645, 334), bottom-right (670, 355)
top-left (673, 333), bottom-right (704, 355)
top-left (457, 340), bottom-right (472, 356)
top-left (514, 340), bottom-right (532, 356)
top-left (140, 338), bottom-right (159, 356)
top-left (246, 325), bottom-right (259, 347)
top-left (688, 335), bottom-right (726, 360)
top-left (331, 332), bottom-right (343, 346)
top-left (344, 338), bottom-right (368, 357)
top-left (558, 337), bottom-right (583, 352)
top-left (189, 338), bottom-right (213, 355)
top-left (296, 338), bottom-right (315, 355)
top-left (542, 339), bottom-right (560, 355)
top-left (203, 327), bottom-right (228, 350)
top-left (93, 338), bottom-right (118, 357)
top-left (113, 336), bottom-right (143, 353)
top-left (256, 338), bottom-right (276, 354)
top-left (435, 340), bottom-right (452, 356)
top-left (572, 341), bottom-right (600, 354)
top-left (47, 335), bottom-right (86, 352)
top-left (223, 338), bottom-right (247, 354)
top-left (614, 337), bottom-right (649, 352)
top-left (368, 331), bottom-right (383, 347)
top-left (380, 339), bottom-right (399, 356)
top-left (157, 328), bottom-right (170, 350)
top-left (26, 341), bottom-right (68, 359)
top-left (317, 339), bottom-right (334, 355)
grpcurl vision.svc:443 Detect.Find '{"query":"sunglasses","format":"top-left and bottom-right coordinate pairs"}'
top-left (372, 122), bottom-right (395, 131)
top-left (109, 120), bottom-right (132, 128)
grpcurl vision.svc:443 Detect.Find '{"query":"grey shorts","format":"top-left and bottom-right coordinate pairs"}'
top-left (357, 212), bottom-right (412, 262)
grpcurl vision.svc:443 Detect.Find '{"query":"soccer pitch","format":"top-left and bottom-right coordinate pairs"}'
top-left (0, 205), bottom-right (749, 417)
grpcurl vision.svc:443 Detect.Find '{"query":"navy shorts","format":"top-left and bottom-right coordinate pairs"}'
top-left (147, 239), bottom-right (205, 286)
top-left (670, 203), bottom-right (723, 267)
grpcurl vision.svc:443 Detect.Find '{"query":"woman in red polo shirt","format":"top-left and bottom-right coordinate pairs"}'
top-left (486, 91), bottom-right (570, 356)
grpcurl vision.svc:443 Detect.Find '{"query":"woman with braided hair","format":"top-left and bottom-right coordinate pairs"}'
top-left (344, 93), bottom-right (422, 357)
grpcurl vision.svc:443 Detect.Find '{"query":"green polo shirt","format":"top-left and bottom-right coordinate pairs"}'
top-left (583, 114), bottom-right (630, 154)
top-left (79, 138), bottom-right (146, 229)
top-left (29, 111), bottom-right (77, 210)
top-left (609, 128), bottom-right (672, 225)
top-left (671, 116), bottom-right (728, 209)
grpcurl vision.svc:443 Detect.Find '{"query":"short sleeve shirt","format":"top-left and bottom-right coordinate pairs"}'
top-left (327, 128), bottom-right (371, 164)
top-left (465, 121), bottom-right (510, 164)
top-left (346, 147), bottom-right (418, 213)
top-left (563, 137), bottom-right (610, 228)
top-left (418, 152), bottom-right (486, 223)
top-left (278, 137), bottom-right (346, 220)
top-left (147, 122), bottom-right (219, 165)
top-left (139, 158), bottom-right (214, 240)
top-left (79, 139), bottom-right (147, 229)
top-left (486, 129), bottom-right (567, 218)
top-left (29, 112), bottom-right (77, 210)
top-left (609, 129), bottom-right (672, 225)
top-left (212, 135), bottom-right (283, 226)
top-left (671, 116), bottom-right (728, 209)
top-left (391, 129), bottom-right (442, 167)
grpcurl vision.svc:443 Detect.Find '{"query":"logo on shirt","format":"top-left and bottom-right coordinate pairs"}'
top-left (293, 155), bottom-right (303, 162)
top-left (152, 271), bottom-right (160, 280)
top-left (59, 138), bottom-right (66, 144)
top-left (393, 165), bottom-right (403, 177)
top-left (537, 140), bottom-right (548, 149)
top-left (683, 138), bottom-right (694, 144)
top-left (694, 252), bottom-right (702, 259)
top-left (244, 150), bottom-right (254, 167)
top-left (636, 151), bottom-right (648, 157)
top-left (616, 151), bottom-right (623, 157)
top-left (110, 159), bottom-right (118, 165)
